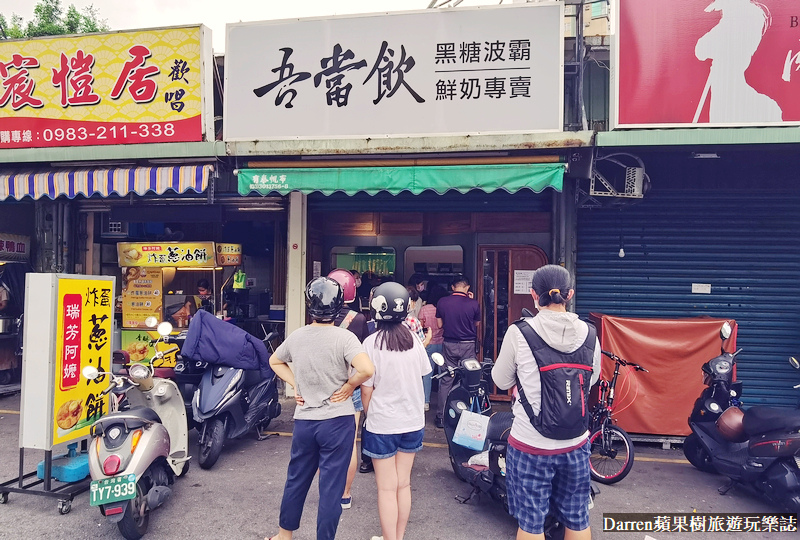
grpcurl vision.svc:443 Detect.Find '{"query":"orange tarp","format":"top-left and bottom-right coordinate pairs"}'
top-left (589, 314), bottom-right (737, 437)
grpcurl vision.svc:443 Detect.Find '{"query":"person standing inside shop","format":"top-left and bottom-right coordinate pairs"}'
top-left (197, 278), bottom-right (214, 313)
top-left (434, 275), bottom-right (480, 429)
top-left (0, 266), bottom-right (16, 383)
top-left (265, 277), bottom-right (374, 540)
top-left (327, 269), bottom-right (369, 510)
top-left (418, 285), bottom-right (446, 412)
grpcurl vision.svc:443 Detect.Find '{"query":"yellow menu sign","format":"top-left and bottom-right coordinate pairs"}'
top-left (118, 242), bottom-right (215, 267)
top-left (53, 277), bottom-right (113, 446)
top-left (121, 267), bottom-right (163, 328)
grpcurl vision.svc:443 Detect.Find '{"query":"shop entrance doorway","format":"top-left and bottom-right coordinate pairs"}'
top-left (478, 245), bottom-right (548, 401)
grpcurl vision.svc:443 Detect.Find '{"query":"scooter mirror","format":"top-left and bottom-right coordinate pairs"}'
top-left (157, 321), bottom-right (173, 337)
top-left (790, 357), bottom-right (800, 370)
top-left (431, 352), bottom-right (445, 366)
top-left (145, 316), bottom-right (159, 329)
top-left (720, 321), bottom-right (732, 340)
top-left (82, 366), bottom-right (99, 380)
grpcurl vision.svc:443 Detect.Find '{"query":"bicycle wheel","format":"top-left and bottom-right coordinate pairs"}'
top-left (589, 424), bottom-right (634, 484)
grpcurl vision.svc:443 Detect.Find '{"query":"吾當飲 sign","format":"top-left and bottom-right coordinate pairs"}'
top-left (224, 3), bottom-right (563, 140)
top-left (614, 0), bottom-right (800, 127)
top-left (0, 25), bottom-right (212, 148)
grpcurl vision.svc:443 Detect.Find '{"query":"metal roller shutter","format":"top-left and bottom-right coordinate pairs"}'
top-left (576, 191), bottom-right (800, 408)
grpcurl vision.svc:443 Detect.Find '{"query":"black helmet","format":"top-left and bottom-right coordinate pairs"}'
top-left (305, 277), bottom-right (344, 322)
top-left (370, 282), bottom-right (409, 322)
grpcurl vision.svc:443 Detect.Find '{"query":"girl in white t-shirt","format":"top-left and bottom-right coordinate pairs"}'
top-left (361, 282), bottom-right (432, 540)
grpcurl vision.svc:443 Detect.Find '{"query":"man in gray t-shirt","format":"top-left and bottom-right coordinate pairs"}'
top-left (266, 277), bottom-right (374, 540)
top-left (274, 325), bottom-right (365, 421)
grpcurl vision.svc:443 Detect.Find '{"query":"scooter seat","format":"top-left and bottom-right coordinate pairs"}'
top-left (118, 367), bottom-right (176, 379)
top-left (243, 369), bottom-right (263, 388)
top-left (487, 412), bottom-right (513, 442)
top-left (743, 406), bottom-right (800, 437)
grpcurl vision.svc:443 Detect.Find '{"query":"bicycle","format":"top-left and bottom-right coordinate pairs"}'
top-left (587, 349), bottom-right (648, 484)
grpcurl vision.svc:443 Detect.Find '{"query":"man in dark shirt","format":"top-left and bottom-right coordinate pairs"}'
top-left (434, 275), bottom-right (481, 428)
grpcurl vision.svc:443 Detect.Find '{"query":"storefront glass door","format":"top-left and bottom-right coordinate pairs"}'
top-left (478, 245), bottom-right (548, 400)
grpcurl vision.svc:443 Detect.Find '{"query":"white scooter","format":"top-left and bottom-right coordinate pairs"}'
top-left (83, 319), bottom-right (190, 540)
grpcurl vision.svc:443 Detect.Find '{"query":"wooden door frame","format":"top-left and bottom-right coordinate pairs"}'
top-left (477, 244), bottom-right (548, 401)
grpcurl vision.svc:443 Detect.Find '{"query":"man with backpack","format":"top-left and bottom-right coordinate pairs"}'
top-left (491, 265), bottom-right (601, 540)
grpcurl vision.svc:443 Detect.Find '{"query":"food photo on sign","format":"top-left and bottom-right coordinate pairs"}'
top-left (616, 0), bottom-right (800, 127)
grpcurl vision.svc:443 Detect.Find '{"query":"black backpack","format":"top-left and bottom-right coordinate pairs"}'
top-left (513, 320), bottom-right (596, 440)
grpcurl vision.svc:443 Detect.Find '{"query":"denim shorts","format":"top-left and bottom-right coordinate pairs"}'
top-left (351, 387), bottom-right (363, 412)
top-left (362, 428), bottom-right (424, 459)
top-left (506, 443), bottom-right (591, 534)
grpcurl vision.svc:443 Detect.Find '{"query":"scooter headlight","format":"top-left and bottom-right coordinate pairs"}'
top-left (226, 370), bottom-right (243, 393)
top-left (713, 360), bottom-right (732, 375)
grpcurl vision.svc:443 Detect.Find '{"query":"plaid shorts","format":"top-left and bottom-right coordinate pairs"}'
top-left (506, 443), bottom-right (591, 534)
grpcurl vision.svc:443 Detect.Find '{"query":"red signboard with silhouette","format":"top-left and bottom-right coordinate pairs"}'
top-left (615, 0), bottom-right (800, 127)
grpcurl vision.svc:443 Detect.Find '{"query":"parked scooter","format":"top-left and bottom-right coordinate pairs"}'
top-left (431, 351), bottom-right (596, 540)
top-left (182, 312), bottom-right (282, 470)
top-left (684, 322), bottom-right (800, 512)
top-left (84, 319), bottom-right (189, 540)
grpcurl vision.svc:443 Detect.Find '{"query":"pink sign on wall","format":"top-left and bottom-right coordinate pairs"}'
top-left (615, 0), bottom-right (800, 127)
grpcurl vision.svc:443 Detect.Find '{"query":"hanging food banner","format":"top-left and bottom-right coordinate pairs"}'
top-left (216, 243), bottom-right (242, 266)
top-left (121, 266), bottom-right (163, 328)
top-left (0, 25), bottom-right (213, 148)
top-left (117, 242), bottom-right (215, 268)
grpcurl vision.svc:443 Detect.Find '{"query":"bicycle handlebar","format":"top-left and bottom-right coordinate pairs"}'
top-left (601, 350), bottom-right (649, 372)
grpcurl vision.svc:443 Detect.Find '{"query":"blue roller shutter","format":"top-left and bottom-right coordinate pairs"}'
top-left (576, 191), bottom-right (800, 408)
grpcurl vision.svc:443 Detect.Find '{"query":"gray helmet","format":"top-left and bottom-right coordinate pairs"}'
top-left (305, 277), bottom-right (344, 321)
top-left (370, 282), bottom-right (409, 322)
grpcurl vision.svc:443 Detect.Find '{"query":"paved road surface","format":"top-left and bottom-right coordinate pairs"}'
top-left (0, 393), bottom-right (793, 539)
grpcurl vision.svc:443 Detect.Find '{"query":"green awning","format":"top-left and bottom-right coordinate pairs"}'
top-left (237, 163), bottom-right (564, 196)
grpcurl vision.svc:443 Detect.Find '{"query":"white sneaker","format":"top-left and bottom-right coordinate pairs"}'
top-left (370, 536), bottom-right (384, 540)
top-left (424, 403), bottom-right (430, 412)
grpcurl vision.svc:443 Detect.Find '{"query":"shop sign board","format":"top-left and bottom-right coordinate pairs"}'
top-left (224, 3), bottom-right (563, 140)
top-left (117, 242), bottom-right (215, 268)
top-left (120, 329), bottom-right (179, 368)
top-left (0, 233), bottom-right (30, 261)
top-left (216, 243), bottom-right (242, 266)
top-left (0, 25), bottom-right (213, 148)
top-left (20, 274), bottom-right (114, 450)
top-left (614, 0), bottom-right (800, 128)
top-left (121, 266), bottom-right (163, 328)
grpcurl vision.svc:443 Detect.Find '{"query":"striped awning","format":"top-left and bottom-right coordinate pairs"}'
top-left (0, 164), bottom-right (213, 201)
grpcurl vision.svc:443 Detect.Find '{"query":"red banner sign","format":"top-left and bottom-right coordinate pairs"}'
top-left (616, 0), bottom-right (800, 127)
top-left (60, 294), bottom-right (82, 390)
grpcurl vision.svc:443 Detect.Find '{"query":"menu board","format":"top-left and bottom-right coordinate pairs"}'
top-left (121, 267), bottom-right (163, 328)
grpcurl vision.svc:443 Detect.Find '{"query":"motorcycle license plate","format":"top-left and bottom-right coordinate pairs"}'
top-left (90, 475), bottom-right (137, 506)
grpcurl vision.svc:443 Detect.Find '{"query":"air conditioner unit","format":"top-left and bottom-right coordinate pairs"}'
top-left (590, 166), bottom-right (645, 198)
top-left (100, 213), bottom-right (129, 238)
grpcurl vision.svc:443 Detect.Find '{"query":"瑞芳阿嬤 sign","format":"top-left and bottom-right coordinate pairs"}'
top-left (53, 277), bottom-right (113, 446)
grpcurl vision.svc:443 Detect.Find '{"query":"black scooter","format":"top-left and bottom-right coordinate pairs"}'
top-left (684, 322), bottom-right (800, 512)
top-left (432, 349), bottom-right (596, 540)
top-left (191, 331), bottom-right (282, 470)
